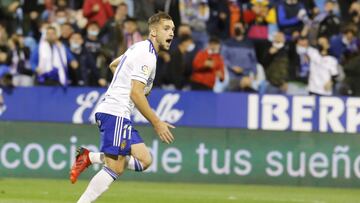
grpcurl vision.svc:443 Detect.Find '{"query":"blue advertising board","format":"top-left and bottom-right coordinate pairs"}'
top-left (1, 87), bottom-right (360, 133)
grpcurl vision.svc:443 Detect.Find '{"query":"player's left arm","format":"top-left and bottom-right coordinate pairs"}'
top-left (109, 57), bottom-right (122, 73)
top-left (130, 80), bottom-right (175, 144)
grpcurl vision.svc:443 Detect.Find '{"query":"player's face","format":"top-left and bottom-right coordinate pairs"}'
top-left (156, 19), bottom-right (175, 50)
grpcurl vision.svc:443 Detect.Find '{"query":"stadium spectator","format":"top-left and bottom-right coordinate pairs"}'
top-left (330, 24), bottom-right (359, 64)
top-left (8, 33), bottom-right (34, 87)
top-left (227, 0), bottom-right (241, 39)
top-left (317, 0), bottom-right (341, 39)
top-left (69, 32), bottom-right (99, 86)
top-left (191, 36), bottom-right (224, 90)
top-left (85, 22), bottom-right (102, 56)
top-left (307, 36), bottom-right (339, 96)
top-left (154, 0), bottom-right (181, 33)
top-left (222, 22), bottom-right (257, 92)
top-left (156, 23), bottom-right (196, 88)
top-left (30, 26), bottom-right (78, 86)
top-left (0, 55), bottom-right (11, 83)
top-left (123, 17), bottom-right (143, 49)
top-left (276, 0), bottom-right (309, 40)
top-left (262, 32), bottom-right (289, 94)
top-left (164, 34), bottom-right (194, 90)
top-left (100, 3), bottom-right (129, 57)
top-left (133, 0), bottom-right (156, 34)
top-left (244, 0), bottom-right (277, 41)
top-left (170, 23), bottom-right (192, 50)
top-left (286, 35), bottom-right (310, 95)
top-left (206, 0), bottom-right (231, 39)
top-left (349, 2), bottom-right (360, 30)
top-left (0, 25), bottom-right (11, 82)
top-left (342, 56), bottom-right (360, 96)
top-left (84, 21), bottom-right (108, 86)
top-left (243, 0), bottom-right (277, 65)
top-left (54, 8), bottom-right (69, 26)
top-left (82, 0), bottom-right (114, 28)
top-left (338, 0), bottom-right (357, 23)
top-left (179, 0), bottom-right (210, 49)
top-left (59, 23), bottom-right (74, 47)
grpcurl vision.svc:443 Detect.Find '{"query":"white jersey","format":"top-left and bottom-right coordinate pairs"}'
top-left (95, 40), bottom-right (157, 119)
top-left (307, 47), bottom-right (338, 96)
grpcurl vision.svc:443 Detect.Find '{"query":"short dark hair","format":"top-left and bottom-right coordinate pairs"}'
top-left (179, 34), bottom-right (192, 44)
top-left (209, 36), bottom-right (220, 44)
top-left (124, 17), bottom-right (137, 23)
top-left (87, 21), bottom-right (99, 28)
top-left (148, 12), bottom-right (172, 29)
top-left (342, 24), bottom-right (358, 35)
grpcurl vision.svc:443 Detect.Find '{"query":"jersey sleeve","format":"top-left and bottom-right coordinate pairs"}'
top-left (329, 58), bottom-right (339, 76)
top-left (130, 52), bottom-right (155, 84)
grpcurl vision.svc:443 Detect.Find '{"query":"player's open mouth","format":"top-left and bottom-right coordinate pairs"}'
top-left (166, 39), bottom-right (172, 44)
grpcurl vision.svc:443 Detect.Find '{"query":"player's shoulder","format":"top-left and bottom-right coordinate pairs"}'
top-left (131, 40), bottom-right (157, 58)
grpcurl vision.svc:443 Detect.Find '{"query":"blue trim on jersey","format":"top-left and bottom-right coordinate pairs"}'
top-left (110, 55), bottom-right (127, 88)
top-left (147, 39), bottom-right (158, 57)
top-left (131, 75), bottom-right (147, 83)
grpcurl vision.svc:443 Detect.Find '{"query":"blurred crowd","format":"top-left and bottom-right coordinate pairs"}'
top-left (1, 0), bottom-right (360, 96)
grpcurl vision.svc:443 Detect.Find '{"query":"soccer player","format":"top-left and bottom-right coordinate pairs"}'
top-left (71, 12), bottom-right (175, 203)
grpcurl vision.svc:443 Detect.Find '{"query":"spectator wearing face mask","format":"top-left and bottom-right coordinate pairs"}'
top-left (263, 32), bottom-right (289, 94)
top-left (84, 21), bottom-right (108, 87)
top-left (190, 36), bottom-right (224, 91)
top-left (288, 35), bottom-right (310, 85)
top-left (68, 32), bottom-right (99, 86)
top-left (222, 22), bottom-right (258, 92)
top-left (54, 9), bottom-right (69, 26)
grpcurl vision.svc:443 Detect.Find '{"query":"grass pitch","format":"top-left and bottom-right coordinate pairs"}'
top-left (0, 178), bottom-right (360, 203)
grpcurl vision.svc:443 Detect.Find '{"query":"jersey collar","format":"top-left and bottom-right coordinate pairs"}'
top-left (147, 39), bottom-right (158, 57)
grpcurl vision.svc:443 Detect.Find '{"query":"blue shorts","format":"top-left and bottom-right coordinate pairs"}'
top-left (95, 112), bottom-right (144, 156)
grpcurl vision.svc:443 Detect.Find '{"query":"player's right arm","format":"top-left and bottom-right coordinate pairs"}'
top-left (130, 80), bottom-right (175, 144)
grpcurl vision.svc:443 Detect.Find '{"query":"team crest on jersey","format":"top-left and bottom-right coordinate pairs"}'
top-left (141, 65), bottom-right (150, 76)
top-left (120, 140), bottom-right (127, 150)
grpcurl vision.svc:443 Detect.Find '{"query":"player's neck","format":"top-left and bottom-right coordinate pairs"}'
top-left (148, 37), bottom-right (159, 53)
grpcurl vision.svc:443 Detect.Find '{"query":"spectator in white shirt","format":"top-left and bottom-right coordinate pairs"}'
top-left (308, 36), bottom-right (339, 96)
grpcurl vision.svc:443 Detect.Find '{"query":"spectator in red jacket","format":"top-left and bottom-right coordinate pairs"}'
top-left (82, 0), bottom-right (114, 28)
top-left (191, 36), bottom-right (225, 91)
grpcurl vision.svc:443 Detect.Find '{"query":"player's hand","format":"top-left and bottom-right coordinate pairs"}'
top-left (154, 121), bottom-right (175, 144)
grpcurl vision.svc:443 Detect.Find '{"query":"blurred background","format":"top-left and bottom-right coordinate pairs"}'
top-left (1, 0), bottom-right (360, 202)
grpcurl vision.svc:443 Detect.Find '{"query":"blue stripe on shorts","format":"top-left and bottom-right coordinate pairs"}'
top-left (95, 112), bottom-right (144, 156)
